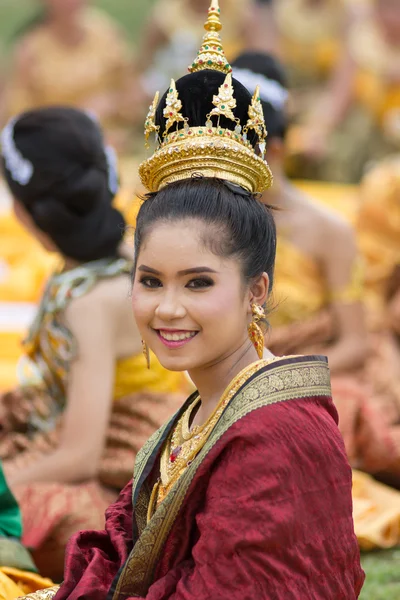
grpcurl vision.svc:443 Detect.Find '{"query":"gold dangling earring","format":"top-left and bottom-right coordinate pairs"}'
top-left (248, 303), bottom-right (265, 359)
top-left (142, 340), bottom-right (151, 369)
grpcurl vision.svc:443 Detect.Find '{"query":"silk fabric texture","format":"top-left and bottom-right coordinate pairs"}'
top-left (48, 355), bottom-right (363, 600)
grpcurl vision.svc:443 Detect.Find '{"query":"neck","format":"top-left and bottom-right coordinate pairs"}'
top-left (262, 168), bottom-right (292, 206)
top-left (47, 11), bottom-right (84, 46)
top-left (188, 340), bottom-right (273, 423)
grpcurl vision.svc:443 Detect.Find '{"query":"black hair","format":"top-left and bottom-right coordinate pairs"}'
top-left (156, 70), bottom-right (259, 147)
top-left (134, 71), bottom-right (276, 293)
top-left (2, 106), bottom-right (125, 262)
top-left (232, 52), bottom-right (289, 141)
top-left (134, 177), bottom-right (276, 292)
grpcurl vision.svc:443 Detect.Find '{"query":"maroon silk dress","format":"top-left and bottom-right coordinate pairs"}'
top-left (53, 356), bottom-right (364, 599)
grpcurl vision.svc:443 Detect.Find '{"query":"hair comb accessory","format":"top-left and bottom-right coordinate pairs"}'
top-left (189, 0), bottom-right (231, 75)
top-left (144, 91), bottom-right (160, 149)
top-left (163, 80), bottom-right (187, 136)
top-left (1, 117), bottom-right (34, 186)
top-left (139, 0), bottom-right (273, 194)
top-left (206, 73), bottom-right (240, 129)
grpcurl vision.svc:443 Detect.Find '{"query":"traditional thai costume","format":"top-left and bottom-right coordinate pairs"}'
top-left (18, 2), bottom-right (363, 596)
top-left (5, 7), bottom-right (134, 150)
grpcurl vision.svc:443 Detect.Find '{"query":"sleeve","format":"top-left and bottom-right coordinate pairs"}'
top-left (54, 481), bottom-right (134, 600)
top-left (144, 401), bottom-right (364, 599)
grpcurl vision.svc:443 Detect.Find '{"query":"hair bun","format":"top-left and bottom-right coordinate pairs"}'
top-left (30, 196), bottom-right (72, 233)
top-left (60, 167), bottom-right (108, 216)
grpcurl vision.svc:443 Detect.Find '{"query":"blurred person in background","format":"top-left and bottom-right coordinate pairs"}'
top-left (0, 107), bottom-right (187, 581)
top-left (273, 0), bottom-right (349, 86)
top-left (233, 52), bottom-right (400, 551)
top-left (137, 0), bottom-right (261, 96)
top-left (290, 0), bottom-right (400, 183)
top-left (357, 155), bottom-right (400, 330)
top-left (3, 0), bottom-right (142, 153)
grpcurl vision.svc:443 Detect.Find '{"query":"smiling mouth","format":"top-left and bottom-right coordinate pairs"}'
top-left (155, 329), bottom-right (199, 348)
top-left (157, 330), bottom-right (198, 342)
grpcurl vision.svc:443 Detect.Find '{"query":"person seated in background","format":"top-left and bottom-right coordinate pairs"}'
top-left (356, 155), bottom-right (400, 330)
top-left (290, 0), bottom-right (400, 183)
top-left (0, 461), bottom-right (54, 599)
top-left (3, 0), bottom-right (142, 153)
top-left (15, 2), bottom-right (365, 592)
top-left (233, 52), bottom-right (400, 551)
top-left (232, 51), bottom-right (367, 375)
top-left (137, 0), bottom-right (256, 97)
top-left (0, 107), bottom-right (187, 581)
top-left (273, 0), bottom-right (348, 86)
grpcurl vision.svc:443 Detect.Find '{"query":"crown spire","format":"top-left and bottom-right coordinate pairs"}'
top-left (189, 0), bottom-right (232, 75)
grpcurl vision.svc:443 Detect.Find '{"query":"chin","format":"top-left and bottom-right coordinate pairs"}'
top-left (155, 353), bottom-right (200, 373)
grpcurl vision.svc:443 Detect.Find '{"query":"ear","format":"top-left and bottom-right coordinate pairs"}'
top-left (247, 273), bottom-right (270, 312)
top-left (265, 138), bottom-right (284, 163)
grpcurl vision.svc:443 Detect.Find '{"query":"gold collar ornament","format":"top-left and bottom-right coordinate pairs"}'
top-left (139, 0), bottom-right (273, 194)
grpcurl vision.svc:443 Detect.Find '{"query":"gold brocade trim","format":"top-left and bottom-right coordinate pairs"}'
top-left (154, 358), bottom-right (279, 516)
top-left (17, 586), bottom-right (60, 599)
top-left (113, 356), bottom-right (331, 599)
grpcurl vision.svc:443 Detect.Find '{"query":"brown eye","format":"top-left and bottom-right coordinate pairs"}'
top-left (140, 277), bottom-right (162, 288)
top-left (186, 277), bottom-right (214, 289)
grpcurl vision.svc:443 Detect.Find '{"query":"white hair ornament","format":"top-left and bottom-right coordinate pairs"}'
top-left (1, 118), bottom-right (34, 186)
top-left (233, 67), bottom-right (288, 111)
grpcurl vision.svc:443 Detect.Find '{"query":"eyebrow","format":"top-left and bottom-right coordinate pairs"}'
top-left (137, 265), bottom-right (217, 276)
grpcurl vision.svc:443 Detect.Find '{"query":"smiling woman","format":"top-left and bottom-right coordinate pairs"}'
top-left (131, 178), bottom-right (276, 377)
top-left (24, 2), bottom-right (363, 599)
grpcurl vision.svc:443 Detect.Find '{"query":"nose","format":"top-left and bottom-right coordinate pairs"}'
top-left (155, 288), bottom-right (186, 321)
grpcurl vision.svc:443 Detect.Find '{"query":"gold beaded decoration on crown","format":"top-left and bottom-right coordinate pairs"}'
top-left (138, 0), bottom-right (273, 194)
top-left (189, 0), bottom-right (231, 75)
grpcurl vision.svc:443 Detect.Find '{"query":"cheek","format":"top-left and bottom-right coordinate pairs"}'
top-left (191, 284), bottom-right (246, 329)
top-left (131, 286), bottom-right (153, 325)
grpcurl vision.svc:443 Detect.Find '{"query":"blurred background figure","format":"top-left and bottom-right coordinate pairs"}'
top-left (288, 0), bottom-right (400, 183)
top-left (137, 0), bottom-right (268, 96)
top-left (3, 0), bottom-right (141, 153)
top-left (0, 107), bottom-right (187, 582)
top-left (233, 51), bottom-right (400, 551)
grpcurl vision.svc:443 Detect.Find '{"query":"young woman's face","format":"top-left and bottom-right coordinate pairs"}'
top-left (132, 219), bottom-right (251, 373)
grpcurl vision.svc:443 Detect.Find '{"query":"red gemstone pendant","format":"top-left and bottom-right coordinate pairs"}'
top-left (170, 446), bottom-right (182, 463)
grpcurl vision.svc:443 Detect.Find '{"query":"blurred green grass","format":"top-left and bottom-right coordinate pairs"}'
top-left (0, 0), bottom-right (153, 48)
top-left (360, 550), bottom-right (400, 600)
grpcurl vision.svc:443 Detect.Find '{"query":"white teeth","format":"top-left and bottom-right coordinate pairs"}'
top-left (159, 331), bottom-right (197, 342)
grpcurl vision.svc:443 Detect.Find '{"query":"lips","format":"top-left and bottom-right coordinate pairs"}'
top-left (156, 329), bottom-right (199, 349)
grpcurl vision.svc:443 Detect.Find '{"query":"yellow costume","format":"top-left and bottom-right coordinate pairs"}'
top-left (142, 0), bottom-right (250, 94)
top-left (269, 233), bottom-right (400, 551)
top-left (357, 155), bottom-right (400, 323)
top-left (350, 16), bottom-right (400, 143)
top-left (275, 0), bottom-right (345, 84)
top-left (5, 7), bottom-right (133, 147)
top-left (0, 569), bottom-right (53, 600)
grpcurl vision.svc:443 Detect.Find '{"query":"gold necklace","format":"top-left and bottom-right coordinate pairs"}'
top-left (147, 357), bottom-right (278, 522)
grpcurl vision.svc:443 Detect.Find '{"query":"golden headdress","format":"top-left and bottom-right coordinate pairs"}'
top-left (139, 0), bottom-right (272, 194)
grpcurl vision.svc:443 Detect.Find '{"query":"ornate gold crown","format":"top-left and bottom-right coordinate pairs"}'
top-left (139, 0), bottom-right (273, 194)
